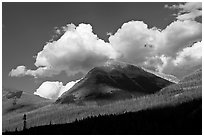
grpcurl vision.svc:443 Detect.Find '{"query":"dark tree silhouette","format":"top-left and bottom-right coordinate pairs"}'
top-left (23, 114), bottom-right (27, 130)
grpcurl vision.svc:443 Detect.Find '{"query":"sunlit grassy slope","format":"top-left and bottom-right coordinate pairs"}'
top-left (4, 98), bottom-right (201, 135)
top-left (2, 68), bottom-right (201, 133)
top-left (2, 89), bottom-right (53, 121)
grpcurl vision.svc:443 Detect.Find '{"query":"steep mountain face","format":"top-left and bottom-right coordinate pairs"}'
top-left (56, 61), bottom-right (173, 104)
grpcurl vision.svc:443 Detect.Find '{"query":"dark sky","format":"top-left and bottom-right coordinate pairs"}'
top-left (2, 2), bottom-right (178, 92)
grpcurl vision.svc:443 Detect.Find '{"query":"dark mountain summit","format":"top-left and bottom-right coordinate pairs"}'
top-left (56, 61), bottom-right (173, 104)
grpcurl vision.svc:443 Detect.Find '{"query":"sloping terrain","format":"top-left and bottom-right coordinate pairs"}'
top-left (180, 68), bottom-right (202, 83)
top-left (158, 68), bottom-right (202, 96)
top-left (2, 67), bottom-right (201, 134)
top-left (4, 98), bottom-right (201, 135)
top-left (56, 61), bottom-right (173, 104)
top-left (142, 67), bottom-right (180, 83)
top-left (2, 88), bottom-right (53, 116)
top-left (2, 72), bottom-right (202, 134)
top-left (171, 64), bottom-right (202, 79)
top-left (2, 79), bottom-right (201, 134)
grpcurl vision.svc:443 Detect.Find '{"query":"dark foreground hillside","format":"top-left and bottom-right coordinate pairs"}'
top-left (3, 98), bottom-right (201, 135)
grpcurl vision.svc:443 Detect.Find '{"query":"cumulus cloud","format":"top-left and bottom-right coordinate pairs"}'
top-left (145, 41), bottom-right (202, 79)
top-left (165, 2), bottom-right (202, 11)
top-left (34, 79), bottom-right (80, 100)
top-left (9, 66), bottom-right (27, 77)
top-left (9, 3), bottom-right (202, 80)
top-left (10, 23), bottom-right (118, 78)
top-left (109, 20), bottom-right (201, 61)
top-left (10, 20), bottom-right (201, 79)
top-left (59, 79), bottom-right (81, 97)
top-left (177, 10), bottom-right (202, 21)
top-left (142, 55), bottom-right (167, 72)
top-left (34, 81), bottom-right (63, 100)
top-left (9, 66), bottom-right (56, 78)
top-left (109, 19), bottom-right (201, 78)
top-left (159, 20), bottom-right (201, 57)
top-left (167, 45), bottom-right (202, 80)
top-left (173, 41), bottom-right (202, 66)
top-left (109, 21), bottom-right (161, 64)
top-left (165, 2), bottom-right (202, 21)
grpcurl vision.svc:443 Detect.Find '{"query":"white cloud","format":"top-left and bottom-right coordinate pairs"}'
top-left (108, 20), bottom-right (201, 78)
top-left (142, 41), bottom-right (202, 79)
top-left (9, 66), bottom-right (27, 77)
top-left (59, 79), bottom-right (80, 97)
top-left (142, 55), bottom-right (167, 72)
top-left (107, 32), bottom-right (112, 36)
top-left (176, 10), bottom-right (202, 21)
top-left (34, 81), bottom-right (63, 100)
top-left (161, 41), bottom-right (202, 78)
top-left (159, 20), bottom-right (202, 57)
top-left (178, 2), bottom-right (201, 12)
top-left (173, 41), bottom-right (202, 66)
top-left (165, 2), bottom-right (202, 21)
top-left (109, 21), bottom-right (161, 64)
top-left (34, 79), bottom-right (80, 100)
top-left (165, 2), bottom-right (202, 11)
top-left (9, 6), bottom-right (202, 80)
top-left (9, 66), bottom-right (56, 78)
top-left (109, 20), bottom-right (201, 60)
top-left (10, 23), bottom-right (118, 78)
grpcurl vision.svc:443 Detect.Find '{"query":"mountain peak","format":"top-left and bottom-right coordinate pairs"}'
top-left (104, 60), bottom-right (128, 68)
top-left (56, 61), bottom-right (172, 104)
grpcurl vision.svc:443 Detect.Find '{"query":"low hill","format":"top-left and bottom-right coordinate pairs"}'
top-left (56, 61), bottom-right (172, 104)
top-left (158, 68), bottom-right (202, 97)
top-left (2, 88), bottom-right (53, 116)
top-left (180, 68), bottom-right (202, 83)
top-left (171, 64), bottom-right (202, 79)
